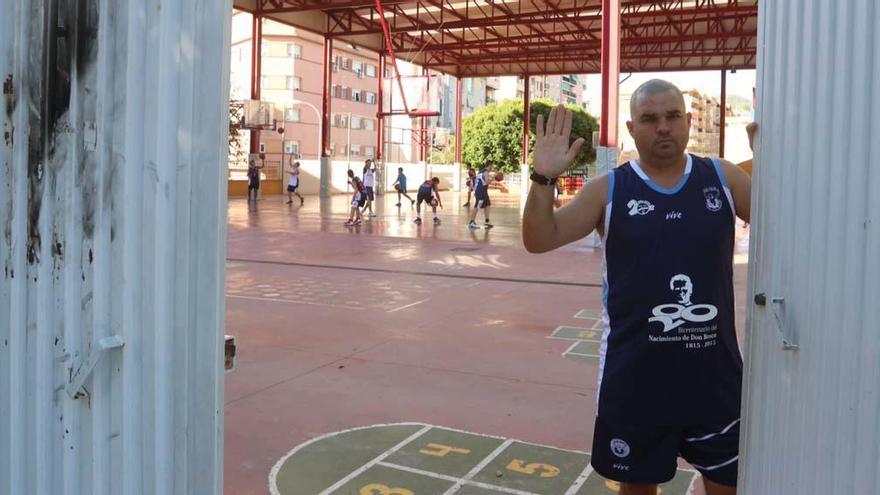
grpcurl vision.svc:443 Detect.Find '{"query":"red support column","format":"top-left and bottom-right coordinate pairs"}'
top-left (321, 37), bottom-right (333, 157)
top-left (454, 77), bottom-right (463, 164)
top-left (249, 13), bottom-right (263, 154)
top-left (599, 0), bottom-right (620, 148)
top-left (376, 54), bottom-right (384, 161)
top-left (522, 74), bottom-right (531, 164)
top-left (419, 67), bottom-right (428, 163)
top-left (719, 69), bottom-right (727, 158)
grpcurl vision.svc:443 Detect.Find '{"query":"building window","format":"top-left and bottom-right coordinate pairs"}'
top-left (350, 144), bottom-right (361, 157)
top-left (287, 76), bottom-right (301, 91)
top-left (259, 143), bottom-right (266, 153)
top-left (363, 119), bottom-right (375, 131)
top-left (333, 114), bottom-right (348, 128)
top-left (330, 85), bottom-right (338, 97)
top-left (351, 116), bottom-right (362, 129)
top-left (353, 90), bottom-right (362, 102)
top-left (365, 92), bottom-right (377, 104)
top-left (364, 146), bottom-right (375, 158)
top-left (284, 140), bottom-right (300, 156)
top-left (285, 108), bottom-right (300, 122)
top-left (365, 64), bottom-right (377, 78)
top-left (260, 75), bottom-right (268, 90)
top-left (329, 143), bottom-right (336, 156)
top-left (353, 61), bottom-right (363, 75)
top-left (341, 57), bottom-right (352, 70)
top-left (287, 44), bottom-right (302, 59)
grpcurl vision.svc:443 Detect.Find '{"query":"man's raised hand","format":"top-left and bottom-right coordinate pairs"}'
top-left (533, 105), bottom-right (585, 178)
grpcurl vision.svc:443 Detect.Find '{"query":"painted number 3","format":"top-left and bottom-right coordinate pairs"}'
top-left (506, 459), bottom-right (560, 478)
top-left (359, 483), bottom-right (414, 495)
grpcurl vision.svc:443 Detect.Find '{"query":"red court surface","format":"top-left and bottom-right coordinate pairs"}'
top-left (223, 190), bottom-right (750, 494)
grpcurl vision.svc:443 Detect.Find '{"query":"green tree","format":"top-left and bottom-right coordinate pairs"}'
top-left (462, 98), bottom-right (597, 174)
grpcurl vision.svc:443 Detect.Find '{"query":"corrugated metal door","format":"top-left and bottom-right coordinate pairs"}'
top-left (0, 0), bottom-right (231, 494)
top-left (741, 0), bottom-right (880, 493)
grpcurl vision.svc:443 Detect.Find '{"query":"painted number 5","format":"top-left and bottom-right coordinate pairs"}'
top-left (506, 459), bottom-right (560, 478)
top-left (359, 483), bottom-right (414, 495)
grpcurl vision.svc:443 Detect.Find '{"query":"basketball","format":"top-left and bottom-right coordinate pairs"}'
top-left (494, 172), bottom-right (504, 182)
top-left (394, 183), bottom-right (400, 191)
top-left (277, 127), bottom-right (284, 134)
top-left (430, 198), bottom-right (438, 207)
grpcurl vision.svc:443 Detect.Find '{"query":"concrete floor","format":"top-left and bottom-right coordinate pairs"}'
top-left (223, 190), bottom-right (750, 495)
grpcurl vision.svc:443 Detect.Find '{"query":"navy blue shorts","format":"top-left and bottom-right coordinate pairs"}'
top-left (474, 189), bottom-right (490, 208)
top-left (366, 186), bottom-right (375, 201)
top-left (591, 415), bottom-right (740, 487)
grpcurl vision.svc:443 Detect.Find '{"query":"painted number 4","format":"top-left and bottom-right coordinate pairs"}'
top-left (419, 443), bottom-right (472, 457)
top-left (359, 483), bottom-right (414, 495)
top-left (506, 459), bottom-right (560, 478)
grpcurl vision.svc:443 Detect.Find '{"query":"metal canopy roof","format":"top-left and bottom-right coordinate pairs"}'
top-left (233, 0), bottom-right (758, 78)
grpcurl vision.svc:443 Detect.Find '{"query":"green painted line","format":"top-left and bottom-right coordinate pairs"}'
top-left (551, 327), bottom-right (602, 342)
top-left (574, 309), bottom-right (603, 319)
top-left (330, 464), bottom-right (455, 494)
top-left (574, 468), bottom-right (697, 495)
top-left (568, 340), bottom-right (601, 356)
top-left (384, 427), bottom-right (506, 479)
top-left (274, 424), bottom-right (424, 494)
top-left (471, 442), bottom-right (591, 494)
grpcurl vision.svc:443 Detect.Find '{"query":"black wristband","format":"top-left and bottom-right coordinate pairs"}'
top-left (530, 172), bottom-right (558, 186)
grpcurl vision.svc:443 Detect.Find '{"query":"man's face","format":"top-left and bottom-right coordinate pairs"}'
top-left (626, 90), bottom-right (691, 162)
top-left (672, 280), bottom-right (692, 304)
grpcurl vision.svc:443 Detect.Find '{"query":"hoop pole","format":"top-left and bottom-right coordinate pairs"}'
top-left (455, 77), bottom-right (463, 164)
top-left (376, 54), bottom-right (385, 160)
top-left (249, 12), bottom-right (263, 154)
top-left (321, 37), bottom-right (333, 157)
top-left (375, 0), bottom-right (410, 114)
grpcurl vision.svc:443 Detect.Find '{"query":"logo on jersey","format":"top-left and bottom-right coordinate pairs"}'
top-left (703, 187), bottom-right (723, 212)
top-left (648, 274), bottom-right (718, 333)
top-left (666, 211), bottom-right (682, 220)
top-left (627, 199), bottom-right (655, 216)
top-left (610, 439), bottom-right (630, 458)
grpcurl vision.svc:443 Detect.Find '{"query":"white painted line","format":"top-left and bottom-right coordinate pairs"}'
top-left (561, 341), bottom-right (580, 357)
top-left (316, 425), bottom-right (432, 495)
top-left (563, 463), bottom-right (594, 495)
top-left (387, 297), bottom-right (431, 313)
top-left (226, 294), bottom-right (363, 310)
top-left (565, 352), bottom-right (601, 358)
top-left (441, 439), bottom-right (515, 495)
top-left (269, 422), bottom-right (427, 495)
top-left (380, 461), bottom-right (540, 495)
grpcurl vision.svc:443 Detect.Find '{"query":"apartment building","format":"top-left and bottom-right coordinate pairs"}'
top-left (230, 12), bottom-right (381, 169)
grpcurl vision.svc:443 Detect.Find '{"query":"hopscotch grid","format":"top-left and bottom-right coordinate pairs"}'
top-left (440, 438), bottom-right (514, 495)
top-left (316, 425), bottom-right (432, 495)
top-left (563, 464), bottom-right (594, 495)
top-left (378, 460), bottom-right (540, 495)
top-left (270, 422), bottom-right (699, 495)
top-left (565, 352), bottom-right (601, 358)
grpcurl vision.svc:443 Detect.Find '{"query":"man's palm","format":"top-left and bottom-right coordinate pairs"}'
top-left (534, 105), bottom-right (585, 177)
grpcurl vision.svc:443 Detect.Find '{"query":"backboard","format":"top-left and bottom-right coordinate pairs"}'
top-left (380, 74), bottom-right (441, 118)
top-left (241, 99), bottom-right (277, 130)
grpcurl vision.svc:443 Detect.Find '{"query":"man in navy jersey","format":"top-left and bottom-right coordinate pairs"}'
top-left (523, 80), bottom-right (751, 495)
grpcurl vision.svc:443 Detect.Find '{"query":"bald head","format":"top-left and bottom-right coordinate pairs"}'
top-left (630, 79), bottom-right (685, 118)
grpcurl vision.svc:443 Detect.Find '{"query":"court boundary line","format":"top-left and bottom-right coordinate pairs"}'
top-left (268, 422), bottom-right (699, 495)
top-left (228, 257), bottom-right (603, 288)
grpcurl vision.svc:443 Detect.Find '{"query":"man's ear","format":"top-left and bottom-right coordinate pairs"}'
top-left (626, 120), bottom-right (635, 137)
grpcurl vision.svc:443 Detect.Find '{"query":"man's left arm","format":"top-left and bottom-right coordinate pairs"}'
top-left (720, 160), bottom-right (751, 224)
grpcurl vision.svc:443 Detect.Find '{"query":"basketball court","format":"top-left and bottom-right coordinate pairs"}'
top-left (223, 191), bottom-right (750, 494)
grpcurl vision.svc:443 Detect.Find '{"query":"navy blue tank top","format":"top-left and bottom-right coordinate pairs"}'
top-left (598, 154), bottom-right (742, 426)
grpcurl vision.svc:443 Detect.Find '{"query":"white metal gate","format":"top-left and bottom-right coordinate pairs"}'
top-left (0, 0), bottom-right (231, 493)
top-left (740, 1), bottom-right (880, 493)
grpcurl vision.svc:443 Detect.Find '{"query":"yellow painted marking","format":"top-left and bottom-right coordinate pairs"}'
top-left (506, 459), bottom-right (561, 478)
top-left (577, 330), bottom-right (599, 339)
top-left (418, 443), bottom-right (473, 457)
top-left (605, 480), bottom-right (662, 493)
top-left (360, 483), bottom-right (415, 495)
